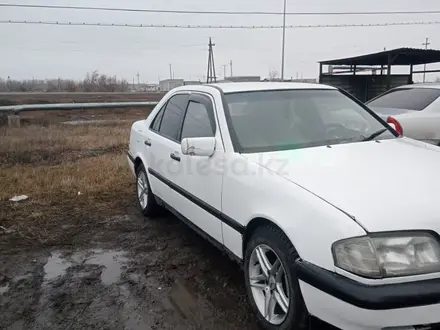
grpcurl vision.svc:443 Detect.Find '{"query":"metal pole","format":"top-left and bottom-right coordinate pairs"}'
top-left (211, 45), bottom-right (217, 83)
top-left (386, 53), bottom-right (392, 90)
top-left (230, 60), bottom-right (233, 77)
top-left (207, 39), bottom-right (212, 83)
top-left (319, 63), bottom-right (323, 83)
top-left (422, 37), bottom-right (430, 83)
top-left (281, 0), bottom-right (287, 81)
top-left (169, 64), bottom-right (172, 80)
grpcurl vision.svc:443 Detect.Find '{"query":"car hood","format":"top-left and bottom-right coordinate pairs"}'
top-left (369, 106), bottom-right (415, 119)
top-left (243, 138), bottom-right (440, 232)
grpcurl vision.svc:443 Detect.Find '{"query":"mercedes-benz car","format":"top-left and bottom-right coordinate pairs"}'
top-left (128, 82), bottom-right (440, 330)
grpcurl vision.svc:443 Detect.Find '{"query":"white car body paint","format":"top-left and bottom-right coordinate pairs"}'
top-left (128, 82), bottom-right (440, 329)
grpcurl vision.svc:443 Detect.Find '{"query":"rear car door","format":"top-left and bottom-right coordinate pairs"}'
top-left (146, 93), bottom-right (189, 209)
top-left (173, 93), bottom-right (225, 243)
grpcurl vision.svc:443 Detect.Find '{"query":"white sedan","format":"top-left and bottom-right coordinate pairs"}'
top-left (367, 84), bottom-right (440, 146)
top-left (127, 82), bottom-right (440, 330)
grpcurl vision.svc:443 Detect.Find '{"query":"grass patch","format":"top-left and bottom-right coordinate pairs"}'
top-left (0, 124), bottom-right (130, 162)
top-left (0, 122), bottom-right (138, 247)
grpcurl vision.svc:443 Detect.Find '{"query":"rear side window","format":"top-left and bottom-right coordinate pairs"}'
top-left (158, 94), bottom-right (188, 141)
top-left (150, 105), bottom-right (165, 131)
top-left (181, 101), bottom-right (215, 139)
top-left (368, 88), bottom-right (440, 111)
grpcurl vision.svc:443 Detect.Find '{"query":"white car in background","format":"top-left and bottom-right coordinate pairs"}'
top-left (128, 82), bottom-right (440, 330)
top-left (367, 84), bottom-right (440, 146)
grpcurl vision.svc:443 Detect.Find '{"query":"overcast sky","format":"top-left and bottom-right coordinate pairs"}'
top-left (1, 0), bottom-right (440, 83)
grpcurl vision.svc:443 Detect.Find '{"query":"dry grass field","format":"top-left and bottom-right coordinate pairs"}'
top-left (0, 110), bottom-right (147, 247)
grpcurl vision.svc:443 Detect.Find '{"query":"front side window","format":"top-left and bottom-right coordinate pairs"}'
top-left (224, 89), bottom-right (395, 153)
top-left (368, 88), bottom-right (440, 111)
top-left (158, 94), bottom-right (188, 141)
top-left (181, 101), bottom-right (215, 139)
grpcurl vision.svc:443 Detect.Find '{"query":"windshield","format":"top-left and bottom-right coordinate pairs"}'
top-left (368, 88), bottom-right (440, 111)
top-left (224, 89), bottom-right (395, 153)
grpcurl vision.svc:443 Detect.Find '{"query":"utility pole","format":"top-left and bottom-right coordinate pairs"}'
top-left (281, 0), bottom-right (287, 81)
top-left (229, 60), bottom-right (233, 77)
top-left (422, 37), bottom-right (430, 83)
top-left (206, 38), bottom-right (217, 83)
top-left (222, 65), bottom-right (227, 79)
top-left (136, 72), bottom-right (140, 85)
top-left (169, 64), bottom-right (173, 80)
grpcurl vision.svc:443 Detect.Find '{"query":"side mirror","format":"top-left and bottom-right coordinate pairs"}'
top-left (181, 137), bottom-right (216, 157)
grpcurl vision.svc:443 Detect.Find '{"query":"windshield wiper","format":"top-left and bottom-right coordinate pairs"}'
top-left (361, 128), bottom-right (388, 141)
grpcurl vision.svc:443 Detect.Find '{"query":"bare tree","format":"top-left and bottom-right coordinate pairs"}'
top-left (268, 70), bottom-right (279, 81)
top-left (0, 71), bottom-right (133, 92)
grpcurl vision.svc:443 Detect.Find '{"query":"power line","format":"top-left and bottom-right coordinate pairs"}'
top-left (1, 3), bottom-right (440, 16)
top-left (1, 20), bottom-right (440, 29)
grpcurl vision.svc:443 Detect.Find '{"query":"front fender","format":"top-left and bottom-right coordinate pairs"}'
top-left (222, 155), bottom-right (366, 271)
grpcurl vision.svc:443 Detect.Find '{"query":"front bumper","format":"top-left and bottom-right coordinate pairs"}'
top-left (296, 261), bottom-right (440, 330)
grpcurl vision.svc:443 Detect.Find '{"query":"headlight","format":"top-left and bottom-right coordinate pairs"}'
top-left (332, 232), bottom-right (440, 278)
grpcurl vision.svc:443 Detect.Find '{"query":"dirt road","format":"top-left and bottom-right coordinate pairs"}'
top-left (1, 203), bottom-right (258, 330)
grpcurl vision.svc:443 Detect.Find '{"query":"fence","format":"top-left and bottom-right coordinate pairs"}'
top-left (0, 101), bottom-right (159, 127)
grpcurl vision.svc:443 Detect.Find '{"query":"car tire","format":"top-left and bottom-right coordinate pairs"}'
top-left (135, 163), bottom-right (159, 217)
top-left (244, 224), bottom-right (308, 330)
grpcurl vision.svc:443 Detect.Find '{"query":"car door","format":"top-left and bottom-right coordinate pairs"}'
top-left (172, 93), bottom-right (225, 244)
top-left (146, 93), bottom-right (189, 209)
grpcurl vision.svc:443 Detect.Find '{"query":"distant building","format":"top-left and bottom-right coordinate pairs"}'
top-left (159, 79), bottom-right (184, 92)
top-left (290, 78), bottom-right (317, 83)
top-left (184, 80), bottom-right (202, 86)
top-left (129, 83), bottom-right (159, 92)
top-left (262, 78), bottom-right (317, 83)
top-left (220, 76), bottom-right (261, 83)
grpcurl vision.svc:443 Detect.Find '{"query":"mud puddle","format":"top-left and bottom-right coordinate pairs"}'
top-left (0, 211), bottom-right (331, 329)
top-left (43, 249), bottom-right (128, 285)
top-left (0, 210), bottom-right (255, 330)
top-left (0, 284), bottom-right (9, 294)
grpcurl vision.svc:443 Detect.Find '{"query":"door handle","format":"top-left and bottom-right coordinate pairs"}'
top-left (144, 139), bottom-right (152, 146)
top-left (170, 152), bottom-right (181, 162)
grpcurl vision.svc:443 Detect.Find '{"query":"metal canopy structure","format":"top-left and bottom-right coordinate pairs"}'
top-left (318, 48), bottom-right (440, 102)
top-left (320, 48), bottom-right (440, 66)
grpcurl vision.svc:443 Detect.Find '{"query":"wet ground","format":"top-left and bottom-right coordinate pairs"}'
top-left (0, 205), bottom-right (336, 330)
top-left (0, 205), bottom-right (259, 330)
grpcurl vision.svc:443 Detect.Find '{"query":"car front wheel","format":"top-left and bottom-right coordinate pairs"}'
top-left (244, 224), bottom-right (308, 330)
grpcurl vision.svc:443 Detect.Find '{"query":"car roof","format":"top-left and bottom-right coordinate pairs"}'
top-left (207, 82), bottom-right (336, 93)
top-left (394, 83), bottom-right (440, 90)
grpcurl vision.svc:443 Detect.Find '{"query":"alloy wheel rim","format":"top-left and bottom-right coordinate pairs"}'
top-left (137, 171), bottom-right (148, 209)
top-left (249, 244), bottom-right (290, 325)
